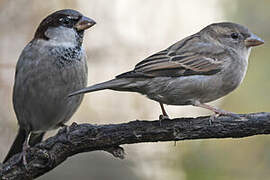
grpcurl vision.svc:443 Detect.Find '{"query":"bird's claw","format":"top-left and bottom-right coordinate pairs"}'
top-left (159, 115), bottom-right (170, 126)
top-left (21, 143), bottom-right (30, 167)
top-left (211, 110), bottom-right (244, 123)
top-left (59, 123), bottom-right (70, 134)
top-left (209, 114), bottom-right (219, 125)
top-left (225, 112), bottom-right (242, 119)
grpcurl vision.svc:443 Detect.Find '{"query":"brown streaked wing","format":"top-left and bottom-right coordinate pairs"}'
top-left (118, 34), bottom-right (223, 78)
top-left (134, 49), bottom-right (169, 70)
top-left (131, 52), bottom-right (223, 77)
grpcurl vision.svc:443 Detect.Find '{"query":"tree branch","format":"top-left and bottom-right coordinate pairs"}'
top-left (1, 112), bottom-right (270, 179)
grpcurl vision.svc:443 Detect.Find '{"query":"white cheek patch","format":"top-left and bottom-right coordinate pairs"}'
top-left (44, 26), bottom-right (77, 47)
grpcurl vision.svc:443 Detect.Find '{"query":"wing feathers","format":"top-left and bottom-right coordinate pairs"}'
top-left (117, 34), bottom-right (224, 78)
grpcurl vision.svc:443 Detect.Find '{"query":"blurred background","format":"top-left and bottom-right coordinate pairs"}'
top-left (0, 0), bottom-right (270, 179)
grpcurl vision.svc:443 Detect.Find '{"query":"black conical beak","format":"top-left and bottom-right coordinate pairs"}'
top-left (74, 16), bottom-right (96, 31)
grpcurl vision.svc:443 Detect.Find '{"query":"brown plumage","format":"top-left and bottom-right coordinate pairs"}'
top-left (70, 22), bottom-right (264, 119)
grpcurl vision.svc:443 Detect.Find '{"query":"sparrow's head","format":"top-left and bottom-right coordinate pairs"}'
top-left (200, 22), bottom-right (264, 53)
top-left (34, 9), bottom-right (96, 46)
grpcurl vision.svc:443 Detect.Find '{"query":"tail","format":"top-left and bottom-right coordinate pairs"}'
top-left (3, 128), bottom-right (26, 163)
top-left (3, 129), bottom-right (44, 163)
top-left (69, 78), bottom-right (130, 97)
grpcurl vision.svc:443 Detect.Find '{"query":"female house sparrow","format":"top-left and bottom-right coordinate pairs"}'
top-left (3, 9), bottom-right (96, 163)
top-left (70, 22), bottom-right (263, 119)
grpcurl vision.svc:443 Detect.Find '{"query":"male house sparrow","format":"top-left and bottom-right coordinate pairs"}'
top-left (3, 9), bottom-right (96, 163)
top-left (70, 22), bottom-right (263, 119)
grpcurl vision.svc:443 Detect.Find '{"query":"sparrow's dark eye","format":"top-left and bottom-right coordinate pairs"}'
top-left (59, 16), bottom-right (75, 26)
top-left (231, 33), bottom-right (239, 40)
top-left (59, 17), bottom-right (69, 24)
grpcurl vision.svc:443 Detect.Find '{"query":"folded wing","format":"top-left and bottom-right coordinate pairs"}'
top-left (117, 35), bottom-right (224, 78)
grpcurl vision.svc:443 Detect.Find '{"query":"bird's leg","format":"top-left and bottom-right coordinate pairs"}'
top-left (159, 103), bottom-right (170, 125)
top-left (22, 132), bottom-right (31, 166)
top-left (193, 100), bottom-right (241, 124)
top-left (160, 103), bottom-right (169, 117)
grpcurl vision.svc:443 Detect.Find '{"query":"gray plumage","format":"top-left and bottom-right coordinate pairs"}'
top-left (13, 40), bottom-right (87, 132)
top-left (4, 9), bottom-right (96, 163)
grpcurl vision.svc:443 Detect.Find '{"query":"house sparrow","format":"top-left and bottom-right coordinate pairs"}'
top-left (3, 9), bottom-right (96, 163)
top-left (69, 22), bottom-right (263, 120)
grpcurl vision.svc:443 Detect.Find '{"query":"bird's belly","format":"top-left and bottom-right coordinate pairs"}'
top-left (145, 74), bottom-right (239, 105)
top-left (29, 92), bottom-right (83, 132)
top-left (14, 64), bottom-right (87, 132)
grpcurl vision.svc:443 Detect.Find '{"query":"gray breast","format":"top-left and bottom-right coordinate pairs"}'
top-left (13, 43), bottom-right (88, 132)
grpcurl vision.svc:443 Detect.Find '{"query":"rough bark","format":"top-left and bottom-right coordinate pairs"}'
top-left (1, 112), bottom-right (270, 180)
